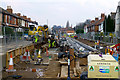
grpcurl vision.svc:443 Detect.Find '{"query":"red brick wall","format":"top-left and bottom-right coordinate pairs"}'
top-left (95, 26), bottom-right (99, 32)
top-left (16, 18), bottom-right (18, 25)
top-left (7, 9), bottom-right (13, 14)
top-left (66, 30), bottom-right (75, 33)
top-left (10, 16), bottom-right (12, 24)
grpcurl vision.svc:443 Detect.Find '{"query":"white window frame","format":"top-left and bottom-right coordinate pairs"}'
top-left (6, 15), bottom-right (7, 23)
top-left (14, 18), bottom-right (16, 25)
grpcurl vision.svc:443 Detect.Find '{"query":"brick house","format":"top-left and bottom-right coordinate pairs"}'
top-left (0, 6), bottom-right (38, 30)
top-left (84, 13), bottom-right (105, 33)
top-left (60, 27), bottom-right (75, 35)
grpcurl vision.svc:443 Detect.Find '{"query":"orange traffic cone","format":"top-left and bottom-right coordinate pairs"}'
top-left (46, 47), bottom-right (49, 56)
top-left (23, 50), bottom-right (27, 60)
top-left (6, 53), bottom-right (16, 72)
top-left (27, 50), bottom-right (31, 61)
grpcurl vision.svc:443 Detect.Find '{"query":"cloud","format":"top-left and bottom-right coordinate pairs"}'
top-left (1, 0), bottom-right (120, 27)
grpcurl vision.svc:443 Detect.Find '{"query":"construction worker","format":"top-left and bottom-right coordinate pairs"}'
top-left (48, 39), bottom-right (51, 48)
top-left (35, 36), bottom-right (38, 43)
top-left (106, 46), bottom-right (110, 55)
top-left (69, 35), bottom-right (70, 37)
top-left (95, 41), bottom-right (97, 49)
top-left (52, 41), bottom-right (55, 47)
top-left (72, 35), bottom-right (74, 38)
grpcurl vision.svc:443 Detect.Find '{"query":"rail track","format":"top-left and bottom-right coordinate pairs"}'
top-left (66, 37), bottom-right (100, 54)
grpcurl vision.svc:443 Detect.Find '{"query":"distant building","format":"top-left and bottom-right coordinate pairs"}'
top-left (111, 12), bottom-right (116, 20)
top-left (75, 19), bottom-right (91, 31)
top-left (66, 21), bottom-right (70, 28)
top-left (115, 1), bottom-right (120, 37)
top-left (52, 25), bottom-right (61, 34)
top-left (60, 27), bottom-right (75, 35)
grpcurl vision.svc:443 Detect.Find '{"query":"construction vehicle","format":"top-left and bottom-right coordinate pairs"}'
top-left (28, 25), bottom-right (49, 43)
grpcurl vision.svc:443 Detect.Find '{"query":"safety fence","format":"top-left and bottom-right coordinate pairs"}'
top-left (77, 32), bottom-right (119, 44)
top-left (6, 44), bottom-right (34, 68)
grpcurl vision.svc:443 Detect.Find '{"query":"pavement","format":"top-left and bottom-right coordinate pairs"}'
top-left (2, 40), bottom-right (33, 52)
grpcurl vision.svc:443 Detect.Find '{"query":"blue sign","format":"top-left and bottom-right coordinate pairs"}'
top-left (99, 69), bottom-right (109, 73)
top-left (113, 53), bottom-right (118, 62)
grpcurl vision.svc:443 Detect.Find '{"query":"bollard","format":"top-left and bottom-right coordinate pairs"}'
top-left (69, 48), bottom-right (74, 69)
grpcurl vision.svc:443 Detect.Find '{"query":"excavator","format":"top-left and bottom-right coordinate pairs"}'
top-left (28, 25), bottom-right (49, 43)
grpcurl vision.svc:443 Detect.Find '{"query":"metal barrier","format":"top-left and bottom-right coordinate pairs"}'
top-left (78, 32), bottom-right (118, 44)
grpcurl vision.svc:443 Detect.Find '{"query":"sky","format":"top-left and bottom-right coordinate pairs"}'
top-left (0, 0), bottom-right (120, 28)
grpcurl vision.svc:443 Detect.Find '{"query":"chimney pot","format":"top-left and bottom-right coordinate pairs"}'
top-left (95, 17), bottom-right (99, 21)
top-left (7, 6), bottom-right (12, 9)
top-left (91, 20), bottom-right (95, 23)
top-left (101, 13), bottom-right (105, 18)
top-left (7, 6), bottom-right (13, 13)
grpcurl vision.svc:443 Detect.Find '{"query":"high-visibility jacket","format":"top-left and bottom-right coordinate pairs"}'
top-left (69, 35), bottom-right (70, 37)
top-left (52, 41), bottom-right (55, 47)
top-left (35, 36), bottom-right (38, 43)
top-left (48, 39), bottom-right (51, 48)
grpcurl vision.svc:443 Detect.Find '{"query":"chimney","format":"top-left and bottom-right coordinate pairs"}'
top-left (23, 15), bottom-right (27, 19)
top-left (28, 18), bottom-right (31, 21)
top-left (91, 20), bottom-right (95, 23)
top-left (16, 13), bottom-right (21, 16)
top-left (101, 13), bottom-right (105, 18)
top-left (95, 17), bottom-right (99, 21)
top-left (7, 6), bottom-right (13, 14)
top-left (118, 1), bottom-right (120, 6)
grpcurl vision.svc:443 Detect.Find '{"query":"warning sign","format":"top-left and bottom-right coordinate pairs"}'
top-left (89, 66), bottom-right (94, 71)
top-left (115, 66), bottom-right (119, 72)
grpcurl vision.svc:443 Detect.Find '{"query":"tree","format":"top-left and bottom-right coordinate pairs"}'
top-left (76, 29), bottom-right (84, 34)
top-left (103, 15), bottom-right (115, 32)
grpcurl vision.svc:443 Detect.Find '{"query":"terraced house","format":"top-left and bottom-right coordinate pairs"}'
top-left (84, 13), bottom-right (105, 33)
top-left (0, 6), bottom-right (38, 32)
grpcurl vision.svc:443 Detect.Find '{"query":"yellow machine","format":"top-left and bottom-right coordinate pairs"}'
top-left (28, 25), bottom-right (49, 42)
top-left (28, 25), bottom-right (42, 36)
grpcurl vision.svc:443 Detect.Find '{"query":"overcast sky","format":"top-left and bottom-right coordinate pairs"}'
top-left (0, 0), bottom-right (120, 28)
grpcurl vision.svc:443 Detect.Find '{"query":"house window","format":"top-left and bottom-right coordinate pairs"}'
top-left (119, 7), bottom-right (120, 12)
top-left (9, 16), bottom-right (10, 24)
top-left (2, 14), bottom-right (4, 23)
top-left (14, 18), bottom-right (16, 25)
top-left (6, 15), bottom-right (7, 23)
top-left (10, 16), bottom-right (12, 24)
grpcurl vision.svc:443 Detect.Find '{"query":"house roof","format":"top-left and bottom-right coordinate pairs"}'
top-left (0, 7), bottom-right (37, 24)
top-left (60, 27), bottom-right (74, 32)
top-left (84, 17), bottom-right (105, 28)
top-left (95, 17), bottom-right (105, 26)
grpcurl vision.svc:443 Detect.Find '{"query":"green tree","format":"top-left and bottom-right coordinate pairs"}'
top-left (103, 15), bottom-right (115, 32)
top-left (76, 29), bottom-right (84, 34)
